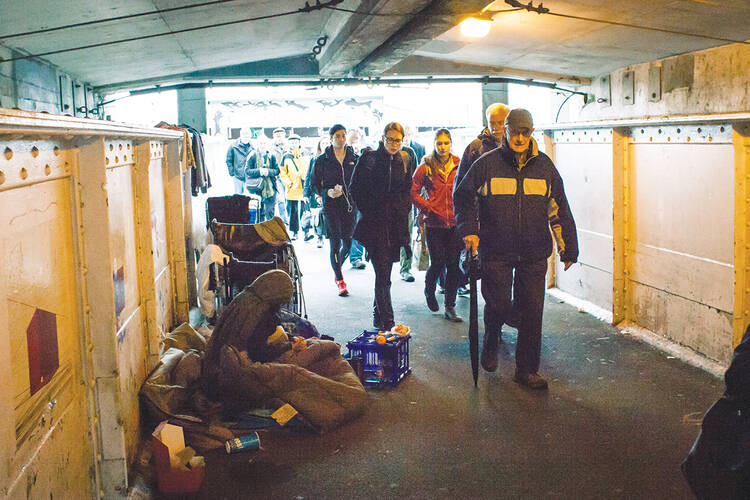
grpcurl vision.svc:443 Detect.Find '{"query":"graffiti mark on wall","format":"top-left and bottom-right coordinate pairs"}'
top-left (27, 308), bottom-right (59, 396)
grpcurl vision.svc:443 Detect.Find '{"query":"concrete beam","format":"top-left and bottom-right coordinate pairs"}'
top-left (318, 0), bottom-right (432, 77)
top-left (353, 0), bottom-right (488, 77)
top-left (96, 55), bottom-right (319, 94)
top-left (384, 55), bottom-right (591, 85)
top-left (177, 87), bottom-right (206, 133)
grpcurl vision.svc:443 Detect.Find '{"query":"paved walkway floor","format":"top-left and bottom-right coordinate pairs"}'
top-left (150, 238), bottom-right (722, 499)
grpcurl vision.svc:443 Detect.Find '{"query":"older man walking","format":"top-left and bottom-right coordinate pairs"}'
top-left (453, 108), bottom-right (578, 389)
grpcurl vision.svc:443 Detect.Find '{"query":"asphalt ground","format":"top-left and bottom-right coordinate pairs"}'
top-left (146, 236), bottom-right (722, 500)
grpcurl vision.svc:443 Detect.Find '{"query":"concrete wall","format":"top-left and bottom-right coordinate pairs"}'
top-left (558, 42), bottom-right (750, 123)
top-left (0, 46), bottom-right (100, 116)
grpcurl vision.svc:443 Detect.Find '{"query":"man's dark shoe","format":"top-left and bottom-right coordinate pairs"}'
top-left (513, 372), bottom-right (548, 390)
top-left (480, 332), bottom-right (499, 372)
top-left (425, 290), bottom-right (439, 312)
top-left (304, 232), bottom-right (315, 241)
top-left (444, 306), bottom-right (463, 322)
top-left (456, 286), bottom-right (470, 297)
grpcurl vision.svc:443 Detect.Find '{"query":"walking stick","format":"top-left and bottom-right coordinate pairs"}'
top-left (466, 250), bottom-right (480, 387)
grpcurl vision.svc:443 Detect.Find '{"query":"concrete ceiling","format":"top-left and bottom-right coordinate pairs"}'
top-left (1, 0), bottom-right (749, 93)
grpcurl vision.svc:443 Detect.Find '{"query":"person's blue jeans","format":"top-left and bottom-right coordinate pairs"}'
top-left (350, 239), bottom-right (364, 263)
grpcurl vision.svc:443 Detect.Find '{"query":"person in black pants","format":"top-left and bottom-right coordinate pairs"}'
top-left (349, 122), bottom-right (412, 331)
top-left (244, 136), bottom-right (279, 221)
top-left (454, 109), bottom-right (578, 390)
top-left (311, 125), bottom-right (359, 296)
top-left (304, 136), bottom-right (330, 247)
top-left (411, 128), bottom-right (463, 322)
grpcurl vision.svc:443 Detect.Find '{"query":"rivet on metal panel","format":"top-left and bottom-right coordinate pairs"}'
top-left (3, 147), bottom-right (11, 160)
top-left (31, 146), bottom-right (39, 158)
top-left (53, 146), bottom-right (60, 156)
top-left (20, 167), bottom-right (28, 179)
top-left (44, 165), bottom-right (51, 176)
top-left (0, 171), bottom-right (5, 185)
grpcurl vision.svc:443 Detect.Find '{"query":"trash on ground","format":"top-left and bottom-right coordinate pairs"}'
top-left (152, 421), bottom-right (206, 494)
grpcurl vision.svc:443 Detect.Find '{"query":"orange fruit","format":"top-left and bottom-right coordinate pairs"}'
top-left (376, 335), bottom-right (387, 344)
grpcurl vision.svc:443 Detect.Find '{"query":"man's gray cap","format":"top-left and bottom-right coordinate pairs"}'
top-left (505, 108), bottom-right (533, 129)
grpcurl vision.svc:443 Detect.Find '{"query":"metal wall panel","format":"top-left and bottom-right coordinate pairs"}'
top-left (0, 108), bottom-right (187, 498)
top-left (551, 131), bottom-right (614, 310)
top-left (629, 136), bottom-right (734, 362)
top-left (106, 146), bottom-right (140, 334)
top-left (105, 141), bottom-right (150, 465)
top-left (148, 143), bottom-right (174, 342)
top-left (0, 141), bottom-right (93, 498)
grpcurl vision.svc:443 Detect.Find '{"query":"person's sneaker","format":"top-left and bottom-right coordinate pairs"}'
top-left (291, 232), bottom-right (298, 240)
top-left (316, 238), bottom-right (324, 248)
top-left (425, 290), bottom-right (439, 312)
top-left (444, 306), bottom-right (463, 322)
top-left (304, 232), bottom-right (315, 241)
top-left (336, 280), bottom-right (349, 296)
top-left (457, 286), bottom-right (470, 297)
top-left (480, 332), bottom-right (499, 372)
top-left (437, 286), bottom-right (445, 294)
top-left (351, 260), bottom-right (366, 270)
top-left (401, 271), bottom-right (415, 282)
top-left (513, 372), bottom-right (548, 390)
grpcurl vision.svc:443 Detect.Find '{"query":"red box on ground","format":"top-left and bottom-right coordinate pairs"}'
top-left (152, 421), bottom-right (205, 494)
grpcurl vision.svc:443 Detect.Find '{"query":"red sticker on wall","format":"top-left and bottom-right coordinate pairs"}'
top-left (27, 308), bottom-right (59, 396)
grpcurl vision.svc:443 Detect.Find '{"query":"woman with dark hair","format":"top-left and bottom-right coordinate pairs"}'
top-left (311, 125), bottom-right (359, 296)
top-left (411, 128), bottom-right (463, 322)
top-left (304, 136), bottom-right (330, 248)
top-left (349, 122), bottom-right (413, 331)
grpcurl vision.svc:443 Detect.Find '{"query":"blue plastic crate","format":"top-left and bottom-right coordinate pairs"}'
top-left (346, 330), bottom-right (411, 387)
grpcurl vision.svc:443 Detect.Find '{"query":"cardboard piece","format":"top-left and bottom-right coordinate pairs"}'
top-left (152, 421), bottom-right (206, 494)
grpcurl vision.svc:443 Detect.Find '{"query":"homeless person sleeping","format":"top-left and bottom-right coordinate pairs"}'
top-left (141, 269), bottom-right (367, 442)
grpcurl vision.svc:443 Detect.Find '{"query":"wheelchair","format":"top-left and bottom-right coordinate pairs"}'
top-left (205, 195), bottom-right (305, 319)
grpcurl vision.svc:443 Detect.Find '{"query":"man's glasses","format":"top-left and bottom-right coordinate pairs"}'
top-left (508, 128), bottom-right (532, 138)
top-left (384, 136), bottom-right (403, 145)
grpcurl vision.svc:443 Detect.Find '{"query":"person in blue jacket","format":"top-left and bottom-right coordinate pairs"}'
top-left (244, 135), bottom-right (279, 222)
top-left (453, 108), bottom-right (578, 390)
top-left (349, 122), bottom-right (412, 331)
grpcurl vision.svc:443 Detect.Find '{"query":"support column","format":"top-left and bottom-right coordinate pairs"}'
top-left (75, 137), bottom-right (127, 498)
top-left (612, 127), bottom-right (631, 325)
top-left (733, 122), bottom-right (750, 348)
top-left (164, 141), bottom-right (193, 323)
top-left (481, 82), bottom-right (509, 122)
top-left (177, 87), bottom-right (207, 133)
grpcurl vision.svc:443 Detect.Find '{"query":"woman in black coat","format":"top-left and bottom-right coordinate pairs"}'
top-left (349, 122), bottom-right (412, 331)
top-left (311, 124), bottom-right (359, 296)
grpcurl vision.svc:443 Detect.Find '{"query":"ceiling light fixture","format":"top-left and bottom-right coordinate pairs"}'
top-left (459, 14), bottom-right (493, 38)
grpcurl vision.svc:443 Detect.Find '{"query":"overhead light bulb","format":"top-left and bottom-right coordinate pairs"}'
top-left (459, 16), bottom-right (492, 38)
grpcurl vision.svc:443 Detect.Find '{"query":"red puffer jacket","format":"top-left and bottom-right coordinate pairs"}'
top-left (411, 154), bottom-right (460, 228)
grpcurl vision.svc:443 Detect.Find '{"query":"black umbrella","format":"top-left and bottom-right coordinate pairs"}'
top-left (466, 251), bottom-right (480, 387)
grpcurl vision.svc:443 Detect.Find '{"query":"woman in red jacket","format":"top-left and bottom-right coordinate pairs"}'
top-left (411, 128), bottom-right (463, 322)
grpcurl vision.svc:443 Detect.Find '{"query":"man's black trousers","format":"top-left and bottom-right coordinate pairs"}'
top-left (480, 257), bottom-right (547, 375)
